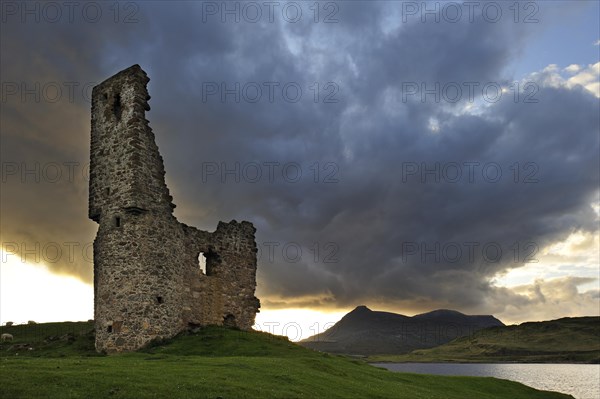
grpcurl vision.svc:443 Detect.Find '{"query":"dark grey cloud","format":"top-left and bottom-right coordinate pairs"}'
top-left (1, 1), bottom-right (598, 317)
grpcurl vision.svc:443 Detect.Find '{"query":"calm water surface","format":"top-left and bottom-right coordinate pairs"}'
top-left (372, 363), bottom-right (600, 399)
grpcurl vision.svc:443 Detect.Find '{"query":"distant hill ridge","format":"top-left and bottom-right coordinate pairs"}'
top-left (300, 306), bottom-right (504, 355)
top-left (370, 316), bottom-right (600, 364)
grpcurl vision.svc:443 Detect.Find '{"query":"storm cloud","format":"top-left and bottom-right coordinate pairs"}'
top-left (1, 1), bottom-right (598, 321)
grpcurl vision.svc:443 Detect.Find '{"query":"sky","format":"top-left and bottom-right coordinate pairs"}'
top-left (1, 0), bottom-right (599, 340)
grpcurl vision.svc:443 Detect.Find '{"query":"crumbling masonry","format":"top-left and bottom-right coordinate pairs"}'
top-left (89, 65), bottom-right (260, 353)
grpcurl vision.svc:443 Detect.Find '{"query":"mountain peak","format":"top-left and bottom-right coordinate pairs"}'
top-left (351, 305), bottom-right (371, 313)
top-left (415, 309), bottom-right (465, 317)
top-left (301, 306), bottom-right (504, 354)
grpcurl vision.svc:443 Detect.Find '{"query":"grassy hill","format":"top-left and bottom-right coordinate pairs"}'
top-left (0, 322), bottom-right (574, 398)
top-left (369, 316), bottom-right (600, 363)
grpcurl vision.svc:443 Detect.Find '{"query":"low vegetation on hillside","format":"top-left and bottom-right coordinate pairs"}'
top-left (0, 322), bottom-right (574, 399)
top-left (369, 317), bottom-right (600, 364)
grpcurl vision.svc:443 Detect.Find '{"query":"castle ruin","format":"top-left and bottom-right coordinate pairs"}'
top-left (89, 65), bottom-right (260, 353)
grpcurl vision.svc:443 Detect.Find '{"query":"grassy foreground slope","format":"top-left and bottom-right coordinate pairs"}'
top-left (369, 316), bottom-right (600, 363)
top-left (0, 322), bottom-right (573, 399)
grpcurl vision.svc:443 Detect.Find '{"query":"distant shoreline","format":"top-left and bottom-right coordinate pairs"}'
top-left (368, 359), bottom-right (600, 364)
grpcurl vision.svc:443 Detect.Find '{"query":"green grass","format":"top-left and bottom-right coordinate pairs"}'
top-left (0, 322), bottom-right (574, 399)
top-left (0, 321), bottom-right (98, 357)
top-left (369, 316), bottom-right (600, 364)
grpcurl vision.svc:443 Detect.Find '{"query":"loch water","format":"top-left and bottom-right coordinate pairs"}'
top-left (372, 362), bottom-right (600, 399)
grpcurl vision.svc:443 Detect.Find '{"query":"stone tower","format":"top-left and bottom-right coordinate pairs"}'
top-left (89, 65), bottom-right (260, 353)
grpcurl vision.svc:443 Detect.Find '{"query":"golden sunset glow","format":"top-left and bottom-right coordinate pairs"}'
top-left (254, 308), bottom-right (349, 341)
top-left (0, 250), bottom-right (93, 324)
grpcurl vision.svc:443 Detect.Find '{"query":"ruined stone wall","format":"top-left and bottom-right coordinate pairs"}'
top-left (182, 221), bottom-right (260, 330)
top-left (89, 66), bottom-right (174, 222)
top-left (90, 65), bottom-right (259, 353)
